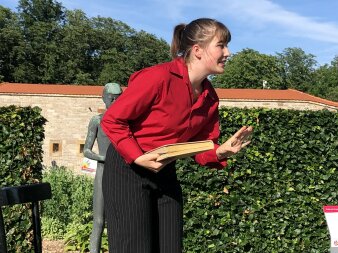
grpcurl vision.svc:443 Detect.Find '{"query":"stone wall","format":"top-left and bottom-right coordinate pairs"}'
top-left (1, 93), bottom-right (335, 172)
top-left (0, 93), bottom-right (103, 172)
top-left (219, 100), bottom-right (337, 111)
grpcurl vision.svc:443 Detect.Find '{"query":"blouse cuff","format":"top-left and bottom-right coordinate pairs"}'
top-left (195, 145), bottom-right (227, 169)
top-left (116, 137), bottom-right (144, 164)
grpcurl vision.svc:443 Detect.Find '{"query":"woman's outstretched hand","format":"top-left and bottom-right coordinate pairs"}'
top-left (216, 126), bottom-right (253, 160)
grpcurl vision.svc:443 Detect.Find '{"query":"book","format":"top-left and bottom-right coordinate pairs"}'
top-left (146, 140), bottom-right (214, 162)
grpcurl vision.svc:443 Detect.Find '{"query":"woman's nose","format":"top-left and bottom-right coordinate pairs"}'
top-left (223, 47), bottom-right (231, 57)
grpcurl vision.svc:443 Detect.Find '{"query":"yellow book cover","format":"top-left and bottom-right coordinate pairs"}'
top-left (146, 140), bottom-right (214, 162)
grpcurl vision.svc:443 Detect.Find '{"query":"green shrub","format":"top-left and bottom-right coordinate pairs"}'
top-left (41, 217), bottom-right (66, 240)
top-left (178, 108), bottom-right (337, 252)
top-left (41, 166), bottom-right (108, 252)
top-left (69, 173), bottom-right (94, 224)
top-left (42, 166), bottom-right (94, 238)
top-left (0, 105), bottom-right (46, 252)
top-left (64, 221), bottom-right (108, 252)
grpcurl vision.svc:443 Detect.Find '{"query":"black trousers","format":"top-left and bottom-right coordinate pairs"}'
top-left (102, 144), bottom-right (183, 253)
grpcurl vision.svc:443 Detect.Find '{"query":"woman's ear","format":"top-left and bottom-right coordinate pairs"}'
top-left (191, 44), bottom-right (203, 59)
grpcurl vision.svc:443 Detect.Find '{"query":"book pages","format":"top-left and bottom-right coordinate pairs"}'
top-left (145, 140), bottom-right (214, 161)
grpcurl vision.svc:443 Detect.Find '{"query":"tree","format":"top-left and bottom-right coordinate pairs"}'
top-left (276, 47), bottom-right (317, 92)
top-left (91, 17), bottom-right (137, 85)
top-left (212, 48), bottom-right (284, 89)
top-left (311, 56), bottom-right (338, 101)
top-left (12, 0), bottom-right (65, 83)
top-left (0, 6), bottom-right (23, 82)
top-left (126, 30), bottom-right (170, 74)
top-left (98, 48), bottom-right (131, 85)
top-left (18, 0), bottom-right (64, 26)
top-left (1, 1), bottom-right (170, 85)
top-left (93, 18), bottom-right (170, 85)
top-left (56, 9), bottom-right (94, 84)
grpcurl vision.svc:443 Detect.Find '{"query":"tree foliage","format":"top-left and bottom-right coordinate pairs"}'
top-left (311, 56), bottom-right (338, 101)
top-left (212, 48), bottom-right (284, 89)
top-left (0, 6), bottom-right (23, 82)
top-left (0, 0), bottom-right (170, 85)
top-left (276, 47), bottom-right (317, 92)
top-left (212, 47), bottom-right (337, 101)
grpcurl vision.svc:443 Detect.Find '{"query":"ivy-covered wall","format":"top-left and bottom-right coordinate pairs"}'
top-left (178, 108), bottom-right (337, 253)
top-left (0, 105), bottom-right (46, 252)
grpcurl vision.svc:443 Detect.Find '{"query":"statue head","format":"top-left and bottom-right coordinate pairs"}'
top-left (102, 82), bottom-right (122, 109)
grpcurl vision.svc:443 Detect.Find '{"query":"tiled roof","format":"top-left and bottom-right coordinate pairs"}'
top-left (215, 88), bottom-right (338, 108)
top-left (1, 82), bottom-right (337, 108)
top-left (0, 82), bottom-right (104, 96)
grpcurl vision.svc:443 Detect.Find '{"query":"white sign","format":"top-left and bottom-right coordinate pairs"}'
top-left (323, 206), bottom-right (338, 248)
top-left (81, 157), bottom-right (97, 175)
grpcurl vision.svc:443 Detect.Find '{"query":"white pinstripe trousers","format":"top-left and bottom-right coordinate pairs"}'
top-left (103, 144), bottom-right (183, 253)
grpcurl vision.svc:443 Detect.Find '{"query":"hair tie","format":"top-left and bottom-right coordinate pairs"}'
top-left (177, 51), bottom-right (185, 57)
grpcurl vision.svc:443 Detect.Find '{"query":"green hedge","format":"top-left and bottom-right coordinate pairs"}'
top-left (2, 105), bottom-right (336, 252)
top-left (178, 107), bottom-right (337, 252)
top-left (0, 105), bottom-right (46, 252)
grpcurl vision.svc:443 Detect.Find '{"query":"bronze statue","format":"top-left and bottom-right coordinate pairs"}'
top-left (83, 83), bottom-right (122, 253)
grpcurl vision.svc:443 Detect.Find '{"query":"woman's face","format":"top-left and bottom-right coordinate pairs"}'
top-left (201, 34), bottom-right (230, 75)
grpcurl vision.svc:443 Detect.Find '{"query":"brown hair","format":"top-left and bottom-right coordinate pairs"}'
top-left (170, 18), bottom-right (231, 60)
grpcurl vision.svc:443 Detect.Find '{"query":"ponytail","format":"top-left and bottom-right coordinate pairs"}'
top-left (170, 23), bottom-right (186, 59)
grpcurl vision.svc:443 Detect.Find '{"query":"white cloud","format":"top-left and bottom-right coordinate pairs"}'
top-left (145, 0), bottom-right (338, 63)
top-left (207, 0), bottom-right (338, 44)
top-left (146, 0), bottom-right (338, 44)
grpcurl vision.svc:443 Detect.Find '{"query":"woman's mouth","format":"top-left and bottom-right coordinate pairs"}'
top-left (218, 59), bottom-right (227, 67)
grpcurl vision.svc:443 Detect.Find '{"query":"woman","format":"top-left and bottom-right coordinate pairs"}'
top-left (101, 18), bottom-right (253, 253)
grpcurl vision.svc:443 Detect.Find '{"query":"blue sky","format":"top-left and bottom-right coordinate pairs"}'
top-left (2, 0), bottom-right (338, 66)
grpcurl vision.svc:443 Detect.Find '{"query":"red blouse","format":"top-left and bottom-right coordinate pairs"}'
top-left (101, 57), bottom-right (227, 169)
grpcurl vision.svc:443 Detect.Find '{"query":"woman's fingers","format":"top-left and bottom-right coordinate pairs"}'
top-left (232, 126), bottom-right (248, 139)
top-left (236, 126), bottom-right (253, 143)
top-left (217, 126), bottom-right (253, 159)
top-left (241, 140), bottom-right (251, 148)
top-left (231, 126), bottom-right (252, 141)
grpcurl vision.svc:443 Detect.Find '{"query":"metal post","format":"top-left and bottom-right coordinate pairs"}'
top-left (31, 202), bottom-right (42, 253)
top-left (0, 207), bottom-right (8, 253)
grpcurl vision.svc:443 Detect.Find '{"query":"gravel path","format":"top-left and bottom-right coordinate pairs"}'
top-left (42, 240), bottom-right (75, 253)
